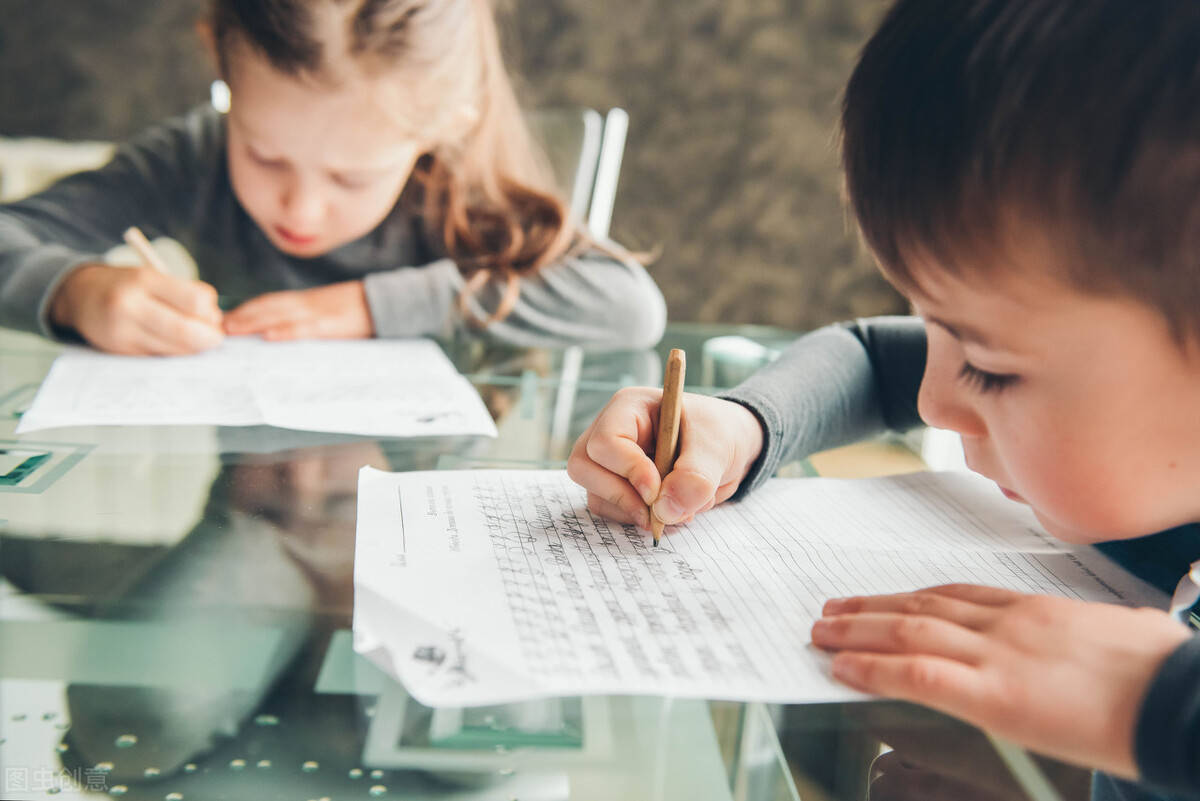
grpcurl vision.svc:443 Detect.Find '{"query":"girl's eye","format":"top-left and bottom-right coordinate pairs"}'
top-left (248, 149), bottom-right (285, 169)
top-left (958, 362), bottom-right (1019, 394)
top-left (332, 173), bottom-right (375, 190)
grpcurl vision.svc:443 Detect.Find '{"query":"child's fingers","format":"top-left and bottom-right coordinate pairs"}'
top-left (144, 270), bottom-right (222, 323)
top-left (135, 297), bottom-right (224, 353)
top-left (710, 478), bottom-right (744, 508)
top-left (130, 326), bottom-right (199, 357)
top-left (919, 584), bottom-right (1020, 607)
top-left (830, 651), bottom-right (988, 717)
top-left (567, 455), bottom-right (652, 525)
top-left (652, 468), bottom-right (718, 525)
top-left (578, 396), bottom-right (660, 502)
top-left (811, 613), bottom-right (986, 665)
top-left (115, 305), bottom-right (214, 356)
top-left (192, 281), bottom-right (223, 326)
top-left (224, 293), bottom-right (300, 334)
top-left (585, 492), bottom-right (650, 530)
top-left (687, 482), bottom-right (737, 518)
top-left (261, 321), bottom-right (313, 341)
top-left (652, 436), bottom-right (733, 524)
top-left (822, 591), bottom-right (1002, 630)
top-left (568, 390), bottom-right (752, 527)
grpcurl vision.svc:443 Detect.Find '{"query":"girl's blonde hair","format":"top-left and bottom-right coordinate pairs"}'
top-left (210, 0), bottom-right (578, 325)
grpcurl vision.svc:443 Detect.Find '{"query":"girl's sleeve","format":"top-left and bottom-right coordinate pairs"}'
top-left (362, 248), bottom-right (667, 349)
top-left (719, 316), bottom-right (927, 497)
top-left (0, 109), bottom-right (218, 337)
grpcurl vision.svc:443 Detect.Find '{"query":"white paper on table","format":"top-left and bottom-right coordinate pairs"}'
top-left (16, 337), bottom-right (498, 438)
top-left (353, 467), bottom-right (1164, 707)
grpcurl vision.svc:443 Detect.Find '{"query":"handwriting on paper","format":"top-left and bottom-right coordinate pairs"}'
top-left (353, 468), bottom-right (1162, 706)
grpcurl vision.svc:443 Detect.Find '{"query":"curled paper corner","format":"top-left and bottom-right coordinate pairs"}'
top-left (354, 636), bottom-right (405, 688)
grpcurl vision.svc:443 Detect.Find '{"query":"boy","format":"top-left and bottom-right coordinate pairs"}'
top-left (567, 1), bottom-right (1200, 798)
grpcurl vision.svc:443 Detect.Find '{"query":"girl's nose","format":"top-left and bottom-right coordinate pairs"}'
top-left (280, 179), bottom-right (324, 228)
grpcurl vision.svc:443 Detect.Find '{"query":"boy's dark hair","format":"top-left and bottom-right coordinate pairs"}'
top-left (842, 0), bottom-right (1200, 340)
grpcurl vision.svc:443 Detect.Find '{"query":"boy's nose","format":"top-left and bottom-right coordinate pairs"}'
top-left (917, 353), bottom-right (987, 439)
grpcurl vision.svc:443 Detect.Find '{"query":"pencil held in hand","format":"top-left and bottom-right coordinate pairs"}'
top-left (651, 348), bottom-right (686, 546)
top-left (121, 225), bottom-right (224, 339)
top-left (122, 226), bottom-right (171, 274)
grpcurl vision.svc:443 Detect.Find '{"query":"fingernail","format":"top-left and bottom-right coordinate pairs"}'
top-left (653, 496), bottom-right (684, 525)
top-left (832, 655), bottom-right (862, 683)
top-left (810, 619), bottom-right (829, 642)
top-left (635, 481), bottom-right (656, 507)
top-left (824, 598), bottom-right (847, 614)
top-left (195, 326), bottom-right (223, 346)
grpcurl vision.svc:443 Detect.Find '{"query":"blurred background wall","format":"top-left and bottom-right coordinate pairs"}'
top-left (0, 0), bottom-right (906, 331)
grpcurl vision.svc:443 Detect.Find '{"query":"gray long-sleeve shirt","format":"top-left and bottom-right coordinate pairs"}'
top-left (720, 316), bottom-right (1200, 801)
top-left (0, 106), bottom-right (666, 349)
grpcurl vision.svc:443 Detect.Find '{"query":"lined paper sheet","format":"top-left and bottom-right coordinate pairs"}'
top-left (353, 468), bottom-right (1161, 706)
top-left (17, 338), bottom-right (497, 438)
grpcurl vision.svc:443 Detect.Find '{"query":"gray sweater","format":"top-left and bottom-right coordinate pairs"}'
top-left (0, 107), bottom-right (666, 349)
top-left (722, 317), bottom-right (1200, 801)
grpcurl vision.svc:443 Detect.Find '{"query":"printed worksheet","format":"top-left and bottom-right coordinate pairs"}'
top-left (353, 468), bottom-right (1163, 707)
top-left (17, 338), bottom-right (498, 438)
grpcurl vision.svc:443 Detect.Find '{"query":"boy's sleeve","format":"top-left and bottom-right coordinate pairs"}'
top-left (1133, 634), bottom-right (1200, 796)
top-left (0, 109), bottom-right (219, 337)
top-left (719, 316), bottom-right (927, 497)
top-left (362, 248), bottom-right (667, 348)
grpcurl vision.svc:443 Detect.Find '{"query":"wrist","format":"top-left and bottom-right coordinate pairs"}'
top-left (732, 400), bottom-right (766, 483)
top-left (349, 279), bottom-right (375, 337)
top-left (49, 263), bottom-right (102, 330)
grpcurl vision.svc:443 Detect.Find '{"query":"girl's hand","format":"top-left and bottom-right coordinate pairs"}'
top-left (223, 281), bottom-right (374, 340)
top-left (50, 263), bottom-right (223, 355)
top-left (566, 388), bottom-right (765, 531)
top-left (810, 584), bottom-right (1191, 778)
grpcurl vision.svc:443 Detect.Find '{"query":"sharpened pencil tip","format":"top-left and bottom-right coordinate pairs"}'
top-left (653, 537), bottom-right (660, 547)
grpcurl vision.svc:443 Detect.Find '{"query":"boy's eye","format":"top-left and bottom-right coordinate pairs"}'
top-left (958, 362), bottom-right (1019, 393)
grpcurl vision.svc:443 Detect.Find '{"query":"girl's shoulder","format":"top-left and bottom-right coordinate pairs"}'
top-left (115, 105), bottom-right (228, 177)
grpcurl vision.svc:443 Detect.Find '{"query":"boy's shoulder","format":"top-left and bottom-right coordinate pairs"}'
top-left (1092, 773), bottom-right (1193, 801)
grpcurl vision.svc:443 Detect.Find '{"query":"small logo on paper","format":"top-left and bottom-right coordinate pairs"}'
top-left (412, 645), bottom-right (446, 666)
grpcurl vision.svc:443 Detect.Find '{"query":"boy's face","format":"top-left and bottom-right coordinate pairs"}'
top-left (222, 46), bottom-right (426, 258)
top-left (906, 251), bottom-right (1200, 544)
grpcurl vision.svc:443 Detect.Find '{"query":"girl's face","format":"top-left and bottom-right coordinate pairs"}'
top-left (905, 250), bottom-right (1200, 544)
top-left (223, 46), bottom-right (426, 258)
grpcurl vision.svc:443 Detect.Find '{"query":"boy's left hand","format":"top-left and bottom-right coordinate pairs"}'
top-left (811, 584), bottom-right (1191, 779)
top-left (224, 281), bottom-right (374, 340)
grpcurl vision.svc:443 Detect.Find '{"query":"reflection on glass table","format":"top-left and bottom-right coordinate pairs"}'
top-left (0, 325), bottom-right (1087, 801)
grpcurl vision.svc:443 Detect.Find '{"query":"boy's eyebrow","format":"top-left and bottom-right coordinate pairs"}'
top-left (926, 316), bottom-right (998, 349)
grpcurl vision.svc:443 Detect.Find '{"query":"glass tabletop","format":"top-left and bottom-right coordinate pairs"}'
top-left (0, 325), bottom-right (1089, 801)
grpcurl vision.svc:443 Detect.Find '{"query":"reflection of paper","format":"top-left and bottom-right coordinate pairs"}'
top-left (353, 468), bottom-right (1162, 707)
top-left (17, 338), bottom-right (497, 438)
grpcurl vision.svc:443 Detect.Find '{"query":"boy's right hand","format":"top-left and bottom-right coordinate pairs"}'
top-left (50, 263), bottom-right (224, 355)
top-left (567, 388), bottom-right (765, 531)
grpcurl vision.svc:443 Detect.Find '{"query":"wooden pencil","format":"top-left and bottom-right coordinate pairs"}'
top-left (122, 226), bottom-right (169, 274)
top-left (651, 348), bottom-right (685, 546)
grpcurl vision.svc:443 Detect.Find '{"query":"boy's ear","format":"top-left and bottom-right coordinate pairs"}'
top-left (195, 20), bottom-right (222, 78)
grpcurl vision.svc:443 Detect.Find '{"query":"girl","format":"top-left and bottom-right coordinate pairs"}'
top-left (0, 0), bottom-right (665, 356)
